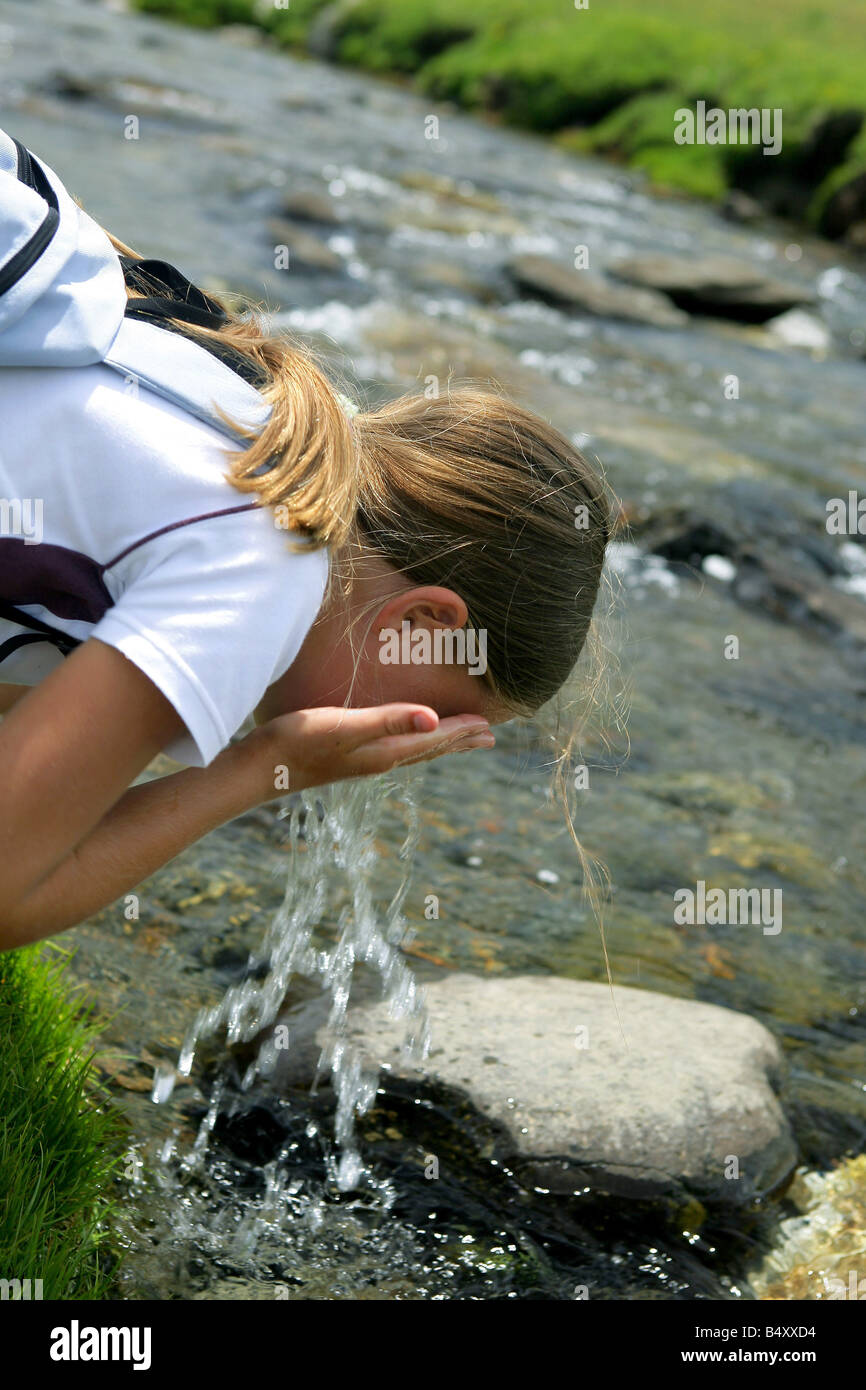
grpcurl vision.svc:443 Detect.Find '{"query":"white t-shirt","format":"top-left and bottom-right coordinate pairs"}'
top-left (0, 360), bottom-right (330, 766)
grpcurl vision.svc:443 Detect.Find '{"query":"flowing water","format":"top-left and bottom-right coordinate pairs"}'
top-left (173, 773), bottom-right (431, 1197)
top-left (2, 0), bottom-right (865, 1299)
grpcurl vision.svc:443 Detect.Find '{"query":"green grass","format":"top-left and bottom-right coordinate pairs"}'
top-left (0, 943), bottom-right (129, 1300)
top-left (133, 0), bottom-right (866, 230)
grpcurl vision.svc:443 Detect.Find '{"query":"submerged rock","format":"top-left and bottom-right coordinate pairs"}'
top-left (265, 217), bottom-right (345, 272)
top-left (191, 1270), bottom-right (422, 1300)
top-left (720, 190), bottom-right (764, 224)
top-left (278, 190), bottom-right (345, 226)
top-left (748, 1156), bottom-right (866, 1300)
top-left (608, 253), bottom-right (813, 323)
top-left (397, 169), bottom-right (510, 215)
top-left (276, 974), bottom-right (797, 1205)
top-left (629, 498), bottom-right (866, 648)
top-left (507, 255), bottom-right (688, 328)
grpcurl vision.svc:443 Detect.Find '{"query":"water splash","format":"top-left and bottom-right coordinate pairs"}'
top-left (165, 768), bottom-right (430, 1195)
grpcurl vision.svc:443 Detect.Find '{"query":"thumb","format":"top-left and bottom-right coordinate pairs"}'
top-left (338, 703), bottom-right (440, 745)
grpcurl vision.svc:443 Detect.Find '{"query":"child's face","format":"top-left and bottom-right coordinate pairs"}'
top-left (255, 580), bottom-right (513, 729)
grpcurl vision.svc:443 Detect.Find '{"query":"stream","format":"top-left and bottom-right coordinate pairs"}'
top-left (2, 0), bottom-right (865, 1300)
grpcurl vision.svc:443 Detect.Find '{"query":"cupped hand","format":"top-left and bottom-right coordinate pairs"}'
top-left (246, 703), bottom-right (495, 799)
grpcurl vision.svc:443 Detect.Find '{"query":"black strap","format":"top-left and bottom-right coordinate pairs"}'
top-left (0, 136), bottom-right (80, 669)
top-left (0, 137), bottom-right (60, 296)
top-left (0, 631), bottom-right (69, 665)
top-left (0, 597), bottom-right (81, 663)
top-left (119, 255), bottom-right (268, 388)
top-left (119, 255), bottom-right (230, 330)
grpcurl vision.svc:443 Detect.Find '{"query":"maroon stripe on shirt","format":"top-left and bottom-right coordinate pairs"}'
top-left (102, 502), bottom-right (261, 571)
top-left (0, 503), bottom-right (262, 626)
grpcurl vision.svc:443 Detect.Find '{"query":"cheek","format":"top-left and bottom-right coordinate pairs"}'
top-left (354, 646), bottom-right (442, 707)
top-left (352, 631), bottom-right (490, 715)
top-left (373, 661), bottom-right (487, 719)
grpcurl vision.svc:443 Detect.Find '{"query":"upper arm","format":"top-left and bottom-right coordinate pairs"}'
top-left (0, 683), bottom-right (29, 716)
top-left (92, 508), bottom-right (328, 766)
top-left (0, 635), bottom-right (186, 905)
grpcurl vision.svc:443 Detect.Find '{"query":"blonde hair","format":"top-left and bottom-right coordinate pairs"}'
top-left (108, 233), bottom-right (621, 947)
top-left (347, 388), bottom-right (621, 967)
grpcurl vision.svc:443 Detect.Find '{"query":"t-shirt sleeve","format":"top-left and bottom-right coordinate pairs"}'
top-left (90, 507), bottom-right (329, 767)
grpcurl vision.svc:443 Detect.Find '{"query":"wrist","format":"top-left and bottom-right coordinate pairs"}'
top-left (221, 723), bottom-right (308, 807)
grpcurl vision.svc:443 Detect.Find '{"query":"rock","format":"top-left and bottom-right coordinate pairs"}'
top-left (398, 169), bottom-right (509, 215)
top-left (608, 253), bottom-right (813, 323)
top-left (733, 554), bottom-right (866, 645)
top-left (191, 1269), bottom-right (419, 1300)
top-left (631, 487), bottom-right (843, 571)
top-left (276, 973), bottom-right (797, 1205)
top-left (507, 255), bottom-right (688, 328)
top-left (217, 24), bottom-right (269, 48)
top-left (40, 70), bottom-right (104, 101)
top-left (633, 509), bottom-right (739, 568)
top-left (845, 219), bottom-right (866, 251)
top-left (406, 258), bottom-right (503, 302)
top-left (392, 204), bottom-right (525, 238)
top-left (39, 70), bottom-right (230, 129)
top-left (278, 190), bottom-right (343, 226)
top-left (630, 499), bottom-right (866, 646)
top-left (818, 168), bottom-right (866, 242)
top-left (192, 1278), bottom-right (275, 1300)
top-left (305, 1), bottom-right (357, 62)
top-left (720, 190), bottom-right (763, 224)
top-left (765, 308), bottom-right (831, 354)
top-left (265, 217), bottom-right (344, 272)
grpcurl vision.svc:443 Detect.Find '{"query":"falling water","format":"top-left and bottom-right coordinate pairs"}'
top-left (148, 767), bottom-right (431, 1230)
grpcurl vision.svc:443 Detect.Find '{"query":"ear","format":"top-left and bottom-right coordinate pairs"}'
top-left (378, 586), bottom-right (468, 632)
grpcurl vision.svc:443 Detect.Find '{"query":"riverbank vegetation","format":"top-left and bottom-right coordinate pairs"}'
top-left (134, 0), bottom-right (866, 242)
top-left (0, 944), bottom-right (128, 1299)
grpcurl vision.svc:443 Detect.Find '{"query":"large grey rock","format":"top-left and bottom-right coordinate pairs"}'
top-left (276, 974), bottom-right (798, 1205)
top-left (507, 255), bottom-right (688, 328)
top-left (608, 252), bottom-right (813, 323)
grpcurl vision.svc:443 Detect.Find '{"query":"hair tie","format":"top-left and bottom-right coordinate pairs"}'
top-left (336, 391), bottom-right (360, 420)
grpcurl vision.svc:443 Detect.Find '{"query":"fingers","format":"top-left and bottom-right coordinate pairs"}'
top-left (256, 703), bottom-right (496, 792)
top-left (349, 716), bottom-right (495, 776)
top-left (324, 704), bottom-right (490, 750)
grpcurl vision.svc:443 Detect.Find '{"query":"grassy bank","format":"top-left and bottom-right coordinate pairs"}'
top-left (0, 944), bottom-right (128, 1300)
top-left (133, 0), bottom-right (866, 240)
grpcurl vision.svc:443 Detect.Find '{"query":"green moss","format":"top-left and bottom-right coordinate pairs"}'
top-left (134, 0), bottom-right (258, 26)
top-left (332, 0), bottom-right (482, 73)
top-left (556, 90), bottom-right (727, 198)
top-left (0, 944), bottom-right (129, 1300)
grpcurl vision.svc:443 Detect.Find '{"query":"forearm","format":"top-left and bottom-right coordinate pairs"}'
top-left (0, 641), bottom-right (187, 905)
top-left (0, 691), bottom-right (493, 950)
top-left (0, 730), bottom-right (282, 949)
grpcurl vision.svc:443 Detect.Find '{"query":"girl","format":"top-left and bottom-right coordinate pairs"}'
top-left (0, 128), bottom-right (611, 952)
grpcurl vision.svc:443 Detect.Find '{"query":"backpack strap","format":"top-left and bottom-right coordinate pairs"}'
top-left (0, 596), bottom-right (81, 666)
top-left (0, 138), bottom-right (85, 669)
top-left (0, 137), bottom-right (60, 296)
top-left (118, 255), bottom-right (269, 388)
